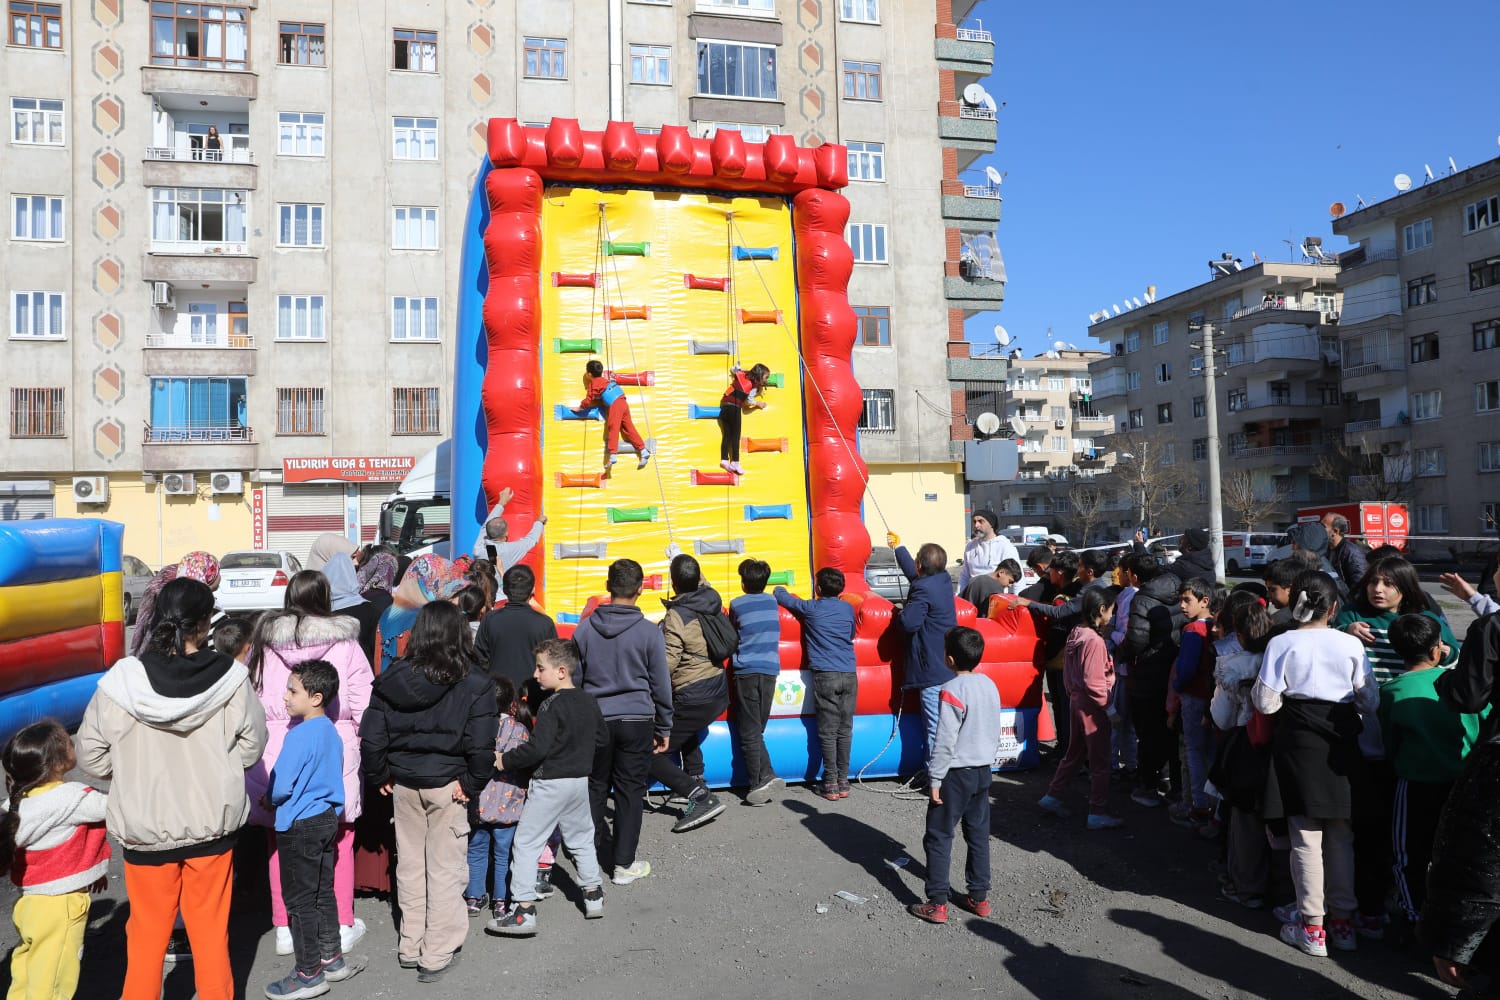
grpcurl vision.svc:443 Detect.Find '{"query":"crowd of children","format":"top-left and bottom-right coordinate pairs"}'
top-left (6, 527), bottom-right (1500, 996)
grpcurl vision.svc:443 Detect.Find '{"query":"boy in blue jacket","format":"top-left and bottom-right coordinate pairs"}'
top-left (775, 568), bottom-right (858, 799)
top-left (888, 533), bottom-right (958, 763)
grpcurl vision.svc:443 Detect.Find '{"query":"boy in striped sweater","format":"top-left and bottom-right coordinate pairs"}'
top-left (731, 558), bottom-right (783, 805)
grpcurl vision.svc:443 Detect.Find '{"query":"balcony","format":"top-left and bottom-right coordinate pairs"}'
top-left (143, 242), bottom-right (257, 284)
top-left (1343, 418), bottom-right (1410, 449)
top-left (941, 185), bottom-right (1003, 224)
top-left (1341, 355), bottom-right (1406, 392)
top-left (1223, 331), bottom-right (1330, 375)
top-left (944, 250), bottom-right (1005, 312)
top-left (1075, 412), bottom-right (1112, 426)
top-left (142, 423), bottom-right (257, 472)
top-left (935, 31), bottom-right (994, 76)
top-left (1229, 394), bottom-right (1329, 420)
top-left (141, 67), bottom-right (258, 103)
top-left (939, 108), bottom-right (997, 151)
top-left (1336, 246), bottom-right (1399, 282)
top-left (143, 146), bottom-right (257, 189)
top-left (144, 331), bottom-right (256, 377)
top-left (1075, 449), bottom-right (1107, 464)
top-left (1091, 373), bottom-right (1130, 400)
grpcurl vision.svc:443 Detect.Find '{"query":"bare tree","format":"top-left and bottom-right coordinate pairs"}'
top-left (1068, 480), bottom-right (1113, 547)
top-left (1221, 470), bottom-right (1288, 532)
top-left (1105, 433), bottom-right (1195, 536)
top-left (1312, 433), bottom-right (1416, 503)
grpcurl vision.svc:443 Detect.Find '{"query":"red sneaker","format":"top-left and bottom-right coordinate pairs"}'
top-left (908, 901), bottom-right (948, 924)
top-left (951, 895), bottom-right (992, 918)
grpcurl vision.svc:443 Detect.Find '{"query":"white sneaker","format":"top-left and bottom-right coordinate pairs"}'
top-left (583, 886), bottom-right (604, 919)
top-left (728, 461), bottom-right (746, 475)
top-left (340, 918), bottom-right (366, 952)
top-left (611, 861), bottom-right (651, 885)
top-left (719, 460), bottom-right (733, 472)
top-left (637, 446), bottom-right (653, 470)
top-left (275, 924), bottom-right (293, 956)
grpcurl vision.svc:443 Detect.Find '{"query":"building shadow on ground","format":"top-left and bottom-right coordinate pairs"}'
top-left (782, 797), bottom-right (923, 905)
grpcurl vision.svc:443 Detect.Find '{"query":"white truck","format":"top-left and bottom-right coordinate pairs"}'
top-left (377, 439), bottom-right (453, 558)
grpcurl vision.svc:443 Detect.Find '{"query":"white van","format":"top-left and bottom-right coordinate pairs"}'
top-left (1223, 532), bottom-right (1288, 575)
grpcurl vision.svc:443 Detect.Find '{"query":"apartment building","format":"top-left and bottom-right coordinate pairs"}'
top-left (1331, 154), bottom-right (1500, 539)
top-left (1087, 262), bottom-right (1342, 540)
top-left (1, 0), bottom-right (997, 565)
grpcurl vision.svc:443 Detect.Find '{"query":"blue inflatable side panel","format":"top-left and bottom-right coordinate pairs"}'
top-left (450, 156), bottom-right (494, 562)
top-left (0, 672), bottom-right (104, 742)
top-left (0, 519), bottom-right (123, 586)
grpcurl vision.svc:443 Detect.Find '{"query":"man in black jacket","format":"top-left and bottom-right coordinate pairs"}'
top-left (1117, 555), bottom-right (1185, 808)
top-left (1321, 513), bottom-right (1369, 592)
top-left (475, 565), bottom-right (557, 702)
top-left (1167, 528), bottom-right (1216, 582)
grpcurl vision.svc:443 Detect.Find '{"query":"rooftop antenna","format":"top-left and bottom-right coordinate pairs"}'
top-left (1355, 194), bottom-right (1367, 208)
top-left (1394, 173), bottom-right (1412, 192)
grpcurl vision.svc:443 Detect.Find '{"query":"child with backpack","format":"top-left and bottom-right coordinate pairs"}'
top-left (466, 676), bottom-right (532, 923)
top-left (775, 568), bottom-right (858, 800)
top-left (577, 360), bottom-right (652, 473)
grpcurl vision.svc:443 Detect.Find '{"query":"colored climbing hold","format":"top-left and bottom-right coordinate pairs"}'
top-left (684, 274), bottom-right (729, 291)
top-left (738, 308), bottom-right (781, 324)
top-left (690, 469), bottom-right (739, 487)
top-left (733, 246), bottom-right (778, 261)
top-left (766, 570), bottom-right (795, 586)
top-left (690, 340), bottom-right (734, 356)
top-left (689, 404), bottom-right (722, 420)
top-left (607, 506), bottom-right (658, 524)
top-left (612, 371), bottom-right (655, 387)
top-left (606, 304), bottom-right (650, 321)
top-left (554, 404), bottom-right (604, 421)
top-left (742, 437), bottom-right (788, 453)
top-left (557, 472), bottom-right (606, 488)
top-left (554, 542), bottom-right (608, 559)
top-left (766, 373), bottom-right (785, 388)
top-left (552, 272), bottom-right (600, 287)
top-left (695, 539), bottom-right (745, 556)
top-left (643, 574), bottom-right (664, 591)
top-left (602, 239), bottom-right (650, 256)
top-left (554, 337), bottom-right (603, 354)
top-left (744, 504), bottom-right (793, 521)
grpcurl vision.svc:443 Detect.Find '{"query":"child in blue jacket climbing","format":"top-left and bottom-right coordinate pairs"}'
top-left (888, 532), bottom-right (959, 763)
top-left (578, 360), bottom-right (652, 473)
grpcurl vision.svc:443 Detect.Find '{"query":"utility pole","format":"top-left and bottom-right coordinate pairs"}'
top-left (1201, 322), bottom-right (1227, 582)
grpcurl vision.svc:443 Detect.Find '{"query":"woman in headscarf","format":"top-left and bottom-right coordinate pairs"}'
top-left (304, 533), bottom-right (383, 665)
top-left (356, 551), bottom-right (399, 597)
top-left (129, 552), bottom-right (221, 657)
top-left (306, 532), bottom-right (357, 572)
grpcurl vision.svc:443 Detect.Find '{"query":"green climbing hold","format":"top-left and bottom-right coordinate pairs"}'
top-left (766, 570), bottom-right (795, 586)
top-left (607, 506), bottom-right (659, 524)
top-left (766, 373), bottom-right (785, 388)
top-left (554, 337), bottom-right (603, 354)
top-left (602, 240), bottom-right (650, 256)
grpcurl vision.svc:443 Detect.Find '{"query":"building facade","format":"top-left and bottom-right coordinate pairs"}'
top-left (1087, 262), bottom-right (1342, 540)
top-left (1332, 155), bottom-right (1500, 540)
top-left (2, 0), bottom-right (996, 566)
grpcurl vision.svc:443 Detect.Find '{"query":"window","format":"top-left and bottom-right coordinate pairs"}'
top-left (1157, 402), bottom-right (1172, 425)
top-left (1074, 376), bottom-right (1092, 392)
top-left (276, 204), bottom-right (324, 247)
top-left (392, 388), bottom-right (440, 435)
top-left (842, 60), bottom-right (881, 100)
top-left (629, 43), bottom-right (670, 84)
top-left (278, 22), bottom-right (324, 66)
top-left (1192, 438), bottom-right (1207, 461)
top-left (841, 0), bottom-right (879, 21)
top-left (1128, 408), bottom-right (1144, 429)
top-left (1414, 447), bottom-right (1445, 477)
top-left (523, 36), bottom-right (566, 79)
top-left (9, 2), bottom-right (61, 49)
top-left (1407, 275), bottom-right (1437, 307)
top-left (1486, 503), bottom-right (1500, 535)
top-left (1156, 362), bottom-right (1172, 383)
top-left (12, 195), bottom-right (62, 240)
top-left (393, 28), bottom-right (436, 72)
top-left (1124, 330), bottom-right (1140, 353)
top-left (151, 188), bottom-right (247, 245)
top-left (1197, 482), bottom-right (1209, 501)
top-left (9, 386), bottom-right (63, 438)
top-left (696, 40), bottom-right (776, 99)
top-left (1475, 320), bottom-right (1500, 353)
top-left (699, 122), bottom-right (777, 142)
top-left (151, 3), bottom-right (249, 69)
top-left (1403, 218), bottom-right (1433, 252)
top-left (1228, 388), bottom-right (1247, 412)
top-left (277, 112), bottom-right (324, 156)
top-left (1415, 505), bottom-right (1448, 534)
top-left (1192, 396), bottom-right (1206, 418)
top-left (10, 96), bottom-right (63, 144)
top-left (392, 206), bottom-right (438, 250)
top-left (392, 117), bottom-right (437, 160)
top-left (1047, 435), bottom-right (1065, 452)
top-left (859, 388), bottom-right (894, 432)
top-left (845, 223), bottom-right (888, 264)
top-left (276, 295), bottom-right (324, 341)
top-left (1152, 321), bottom-right (1169, 345)
top-left (1470, 256), bottom-right (1500, 292)
top-left (1482, 442), bottom-right (1500, 474)
top-left (1466, 195), bottom-right (1500, 234)
top-left (1319, 381), bottom-right (1341, 406)
top-left (1161, 443), bottom-right (1176, 465)
top-left (852, 305), bottom-right (889, 346)
top-left (1126, 370), bottom-right (1141, 390)
top-left (698, 0), bottom-right (775, 11)
top-left (1041, 377), bottom-right (1060, 392)
top-left (11, 290), bottom-right (63, 338)
top-left (1410, 389), bottom-right (1442, 420)
top-left (1411, 332), bottom-right (1440, 363)
top-left (277, 387), bottom-right (324, 435)
top-left (846, 141), bottom-right (884, 182)
top-left (1479, 381), bottom-right (1500, 413)
top-left (392, 296), bottom-right (439, 341)
top-left (1048, 405), bottom-right (1066, 422)
top-left (148, 377), bottom-right (248, 438)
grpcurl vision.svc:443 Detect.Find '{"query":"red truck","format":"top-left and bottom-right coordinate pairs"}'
top-left (1294, 502), bottom-right (1408, 550)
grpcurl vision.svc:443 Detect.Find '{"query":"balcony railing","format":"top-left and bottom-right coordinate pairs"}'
top-left (146, 146), bottom-right (254, 164)
top-left (144, 424), bottom-right (254, 443)
top-left (1076, 412), bottom-right (1112, 424)
top-left (958, 105), bottom-right (996, 121)
top-left (1342, 357), bottom-right (1405, 378)
top-left (1227, 443), bottom-right (1321, 459)
top-left (1344, 418), bottom-right (1383, 434)
top-left (955, 26), bottom-right (993, 42)
top-left (145, 331), bottom-right (254, 350)
top-left (149, 239), bottom-right (251, 256)
top-left (961, 184), bottom-right (1002, 200)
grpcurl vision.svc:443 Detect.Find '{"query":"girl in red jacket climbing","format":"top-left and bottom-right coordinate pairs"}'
top-left (578, 360), bottom-right (652, 473)
top-left (718, 363), bottom-right (770, 476)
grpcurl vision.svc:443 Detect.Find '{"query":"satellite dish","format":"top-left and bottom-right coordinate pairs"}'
top-left (1330, 201), bottom-right (1346, 218)
top-left (992, 324), bottom-right (1011, 346)
top-left (1112, 305), bottom-right (1122, 315)
top-left (1394, 173), bottom-right (1412, 192)
top-left (1424, 164), bottom-right (1434, 181)
top-left (1449, 156), bottom-right (1459, 174)
top-left (984, 165), bottom-right (1003, 185)
top-left (1132, 296), bottom-right (1144, 308)
top-left (981, 93), bottom-right (997, 113)
top-left (1067, 342), bottom-right (1078, 350)
top-left (975, 412), bottom-right (1001, 436)
top-left (1009, 415), bottom-right (1028, 437)
top-left (1052, 340), bottom-right (1066, 352)
top-left (962, 83), bottom-right (986, 106)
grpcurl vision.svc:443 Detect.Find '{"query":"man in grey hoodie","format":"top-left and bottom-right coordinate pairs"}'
top-left (574, 559), bottom-right (673, 885)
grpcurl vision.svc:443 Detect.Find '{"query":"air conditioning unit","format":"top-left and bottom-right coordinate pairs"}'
top-left (71, 476), bottom-right (108, 504)
top-left (210, 470), bottom-right (244, 494)
top-left (1381, 443), bottom-right (1402, 457)
top-left (1054, 419), bottom-right (1067, 429)
top-left (162, 472), bottom-right (196, 496)
top-left (152, 281), bottom-right (175, 308)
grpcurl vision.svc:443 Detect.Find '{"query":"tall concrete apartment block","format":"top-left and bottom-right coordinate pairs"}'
top-left (1, 0), bottom-right (996, 565)
top-left (1332, 154), bottom-right (1500, 540)
top-left (1087, 262), bottom-right (1342, 539)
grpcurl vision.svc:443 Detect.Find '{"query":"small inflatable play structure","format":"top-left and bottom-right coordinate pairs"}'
top-left (451, 119), bottom-right (1042, 783)
top-left (0, 519), bottom-right (124, 744)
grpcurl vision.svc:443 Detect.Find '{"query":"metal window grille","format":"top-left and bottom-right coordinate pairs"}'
top-left (277, 387), bottom-right (324, 435)
top-left (393, 387), bottom-right (440, 435)
top-left (9, 387), bottom-right (64, 438)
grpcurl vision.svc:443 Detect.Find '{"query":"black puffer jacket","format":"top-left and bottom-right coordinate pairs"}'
top-left (360, 659), bottom-right (498, 799)
top-left (1167, 548), bottom-right (1216, 583)
top-left (1118, 571), bottom-right (1186, 683)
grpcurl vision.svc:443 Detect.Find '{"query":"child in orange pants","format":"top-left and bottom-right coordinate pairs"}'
top-left (579, 360), bottom-right (652, 472)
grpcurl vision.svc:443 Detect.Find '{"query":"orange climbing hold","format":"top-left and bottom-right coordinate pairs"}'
top-left (606, 305), bottom-right (651, 321)
top-left (557, 472), bottom-right (606, 488)
top-left (738, 308), bottom-right (781, 324)
top-left (743, 437), bottom-right (788, 453)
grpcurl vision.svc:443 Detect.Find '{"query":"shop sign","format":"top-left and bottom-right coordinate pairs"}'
top-left (282, 456), bottom-right (415, 484)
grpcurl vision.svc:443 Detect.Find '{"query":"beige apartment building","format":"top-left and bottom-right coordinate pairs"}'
top-left (1, 0), bottom-right (1000, 565)
top-left (1331, 154), bottom-right (1500, 540)
top-left (1087, 262), bottom-right (1343, 540)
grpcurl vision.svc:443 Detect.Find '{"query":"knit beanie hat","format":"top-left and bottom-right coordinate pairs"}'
top-left (973, 510), bottom-right (1000, 534)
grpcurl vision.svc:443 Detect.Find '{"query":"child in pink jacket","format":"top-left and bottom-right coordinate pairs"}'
top-left (244, 571), bottom-right (374, 956)
top-left (1038, 587), bottom-right (1122, 829)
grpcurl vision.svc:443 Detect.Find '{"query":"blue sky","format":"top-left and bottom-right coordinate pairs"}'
top-left (961, 1), bottom-right (1494, 355)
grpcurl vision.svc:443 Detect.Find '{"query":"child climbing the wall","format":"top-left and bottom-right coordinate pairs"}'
top-left (718, 363), bottom-right (770, 476)
top-left (578, 360), bottom-right (653, 473)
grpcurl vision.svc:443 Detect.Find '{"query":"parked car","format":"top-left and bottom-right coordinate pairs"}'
top-left (217, 550), bottom-right (301, 612)
top-left (865, 547), bottom-right (910, 604)
top-left (121, 554), bottom-right (154, 624)
top-left (1223, 533), bottom-right (1288, 575)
